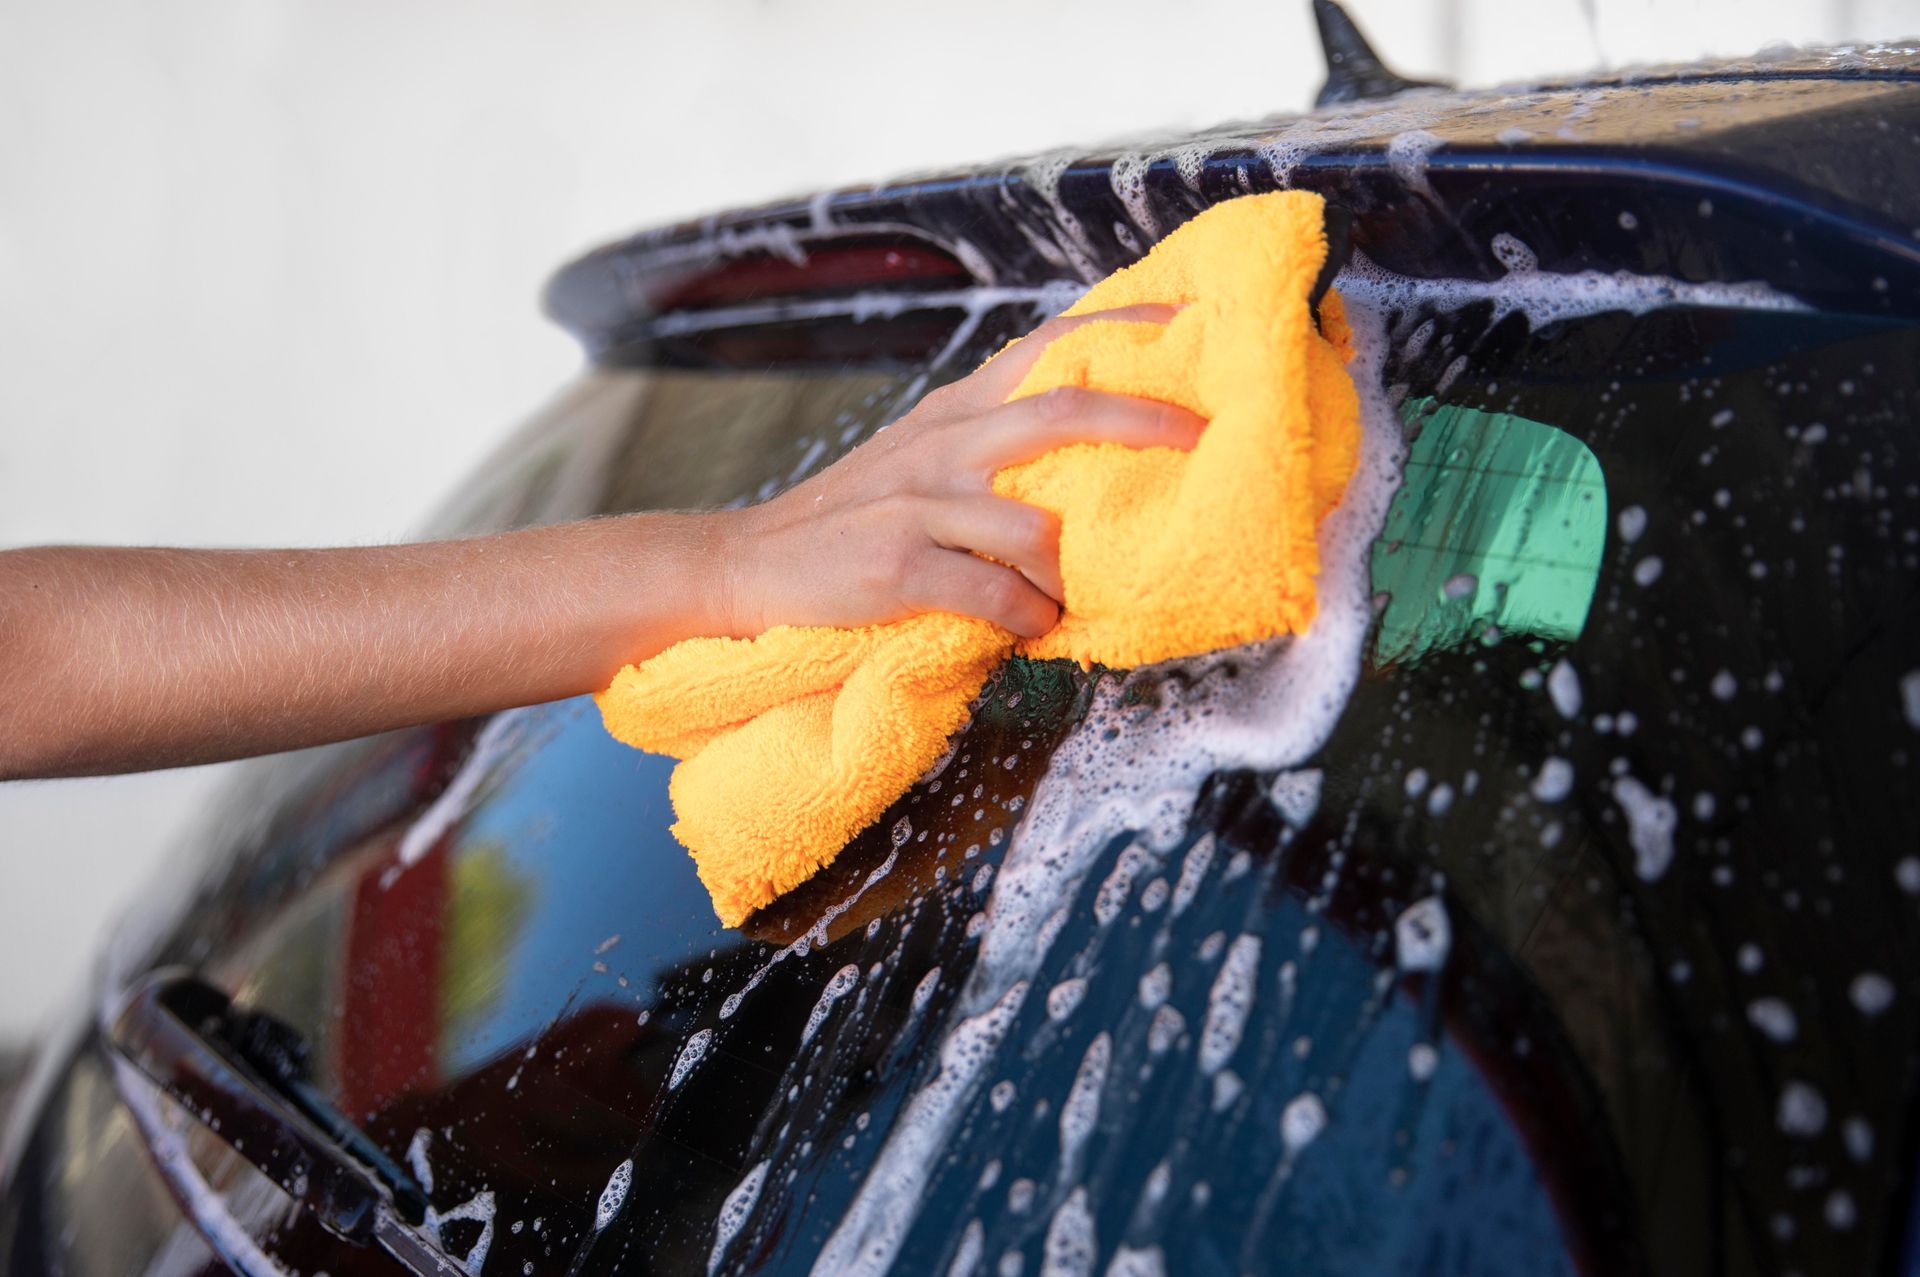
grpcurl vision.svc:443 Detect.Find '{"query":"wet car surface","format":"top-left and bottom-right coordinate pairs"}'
top-left (4, 37), bottom-right (1919, 1277)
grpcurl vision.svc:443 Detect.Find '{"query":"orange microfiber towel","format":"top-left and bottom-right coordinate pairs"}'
top-left (597, 191), bottom-right (1361, 926)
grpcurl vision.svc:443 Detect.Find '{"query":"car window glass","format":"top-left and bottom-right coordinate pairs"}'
top-left (148, 296), bottom-right (1920, 1277)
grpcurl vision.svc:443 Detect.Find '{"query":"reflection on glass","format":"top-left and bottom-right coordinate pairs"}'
top-left (1372, 400), bottom-right (1606, 664)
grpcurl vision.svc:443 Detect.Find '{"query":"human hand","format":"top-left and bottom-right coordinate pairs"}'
top-left (712, 304), bottom-right (1202, 640)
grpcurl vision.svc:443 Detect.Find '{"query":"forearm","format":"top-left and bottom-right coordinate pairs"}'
top-left (0, 513), bottom-right (727, 778)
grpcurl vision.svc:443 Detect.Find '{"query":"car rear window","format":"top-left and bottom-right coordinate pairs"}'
top-left (144, 285), bottom-right (1920, 1276)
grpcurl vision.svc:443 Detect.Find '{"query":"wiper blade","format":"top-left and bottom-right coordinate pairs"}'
top-left (108, 968), bottom-right (463, 1276)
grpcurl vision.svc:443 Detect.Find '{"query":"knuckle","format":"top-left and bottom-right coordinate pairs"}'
top-left (1153, 401), bottom-right (1193, 439)
top-left (1035, 386), bottom-right (1087, 423)
top-left (979, 569), bottom-right (1024, 620)
top-left (881, 540), bottom-right (923, 594)
top-left (1013, 505), bottom-right (1058, 559)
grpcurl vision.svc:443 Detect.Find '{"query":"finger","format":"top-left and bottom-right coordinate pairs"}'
top-left (963, 386), bottom-right (1206, 473)
top-left (927, 303), bottom-right (1183, 418)
top-left (925, 494), bottom-right (1063, 603)
top-left (903, 548), bottom-right (1060, 639)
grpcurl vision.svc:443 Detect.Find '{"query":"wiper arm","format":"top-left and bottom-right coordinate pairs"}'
top-left (109, 967), bottom-right (465, 1276)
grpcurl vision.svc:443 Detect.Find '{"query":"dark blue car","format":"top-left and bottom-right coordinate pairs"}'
top-left (4, 16), bottom-right (1918, 1275)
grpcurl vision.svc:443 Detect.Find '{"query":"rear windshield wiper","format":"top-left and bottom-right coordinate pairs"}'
top-left (109, 968), bottom-right (466, 1276)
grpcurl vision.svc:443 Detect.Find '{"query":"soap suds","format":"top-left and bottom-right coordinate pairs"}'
top-left (805, 242), bottom-right (1792, 1277)
top-left (1040, 1188), bottom-right (1096, 1277)
top-left (595, 1159), bottom-right (632, 1231)
top-left (1059, 1033), bottom-right (1111, 1175)
top-left (1046, 978), bottom-right (1089, 1022)
top-left (1546, 659), bottom-right (1583, 719)
top-left (1394, 897), bottom-right (1452, 972)
top-left (708, 1161), bottom-right (768, 1275)
top-left (808, 984), bottom-right (1028, 1276)
top-left (1171, 834), bottom-right (1217, 915)
top-left (669, 1029), bottom-right (713, 1091)
top-left (1267, 770), bottom-right (1324, 829)
top-left (1531, 757), bottom-right (1574, 803)
top-left (912, 967), bottom-right (943, 1015)
top-left (1613, 776), bottom-right (1677, 881)
top-left (1280, 1093), bottom-right (1328, 1153)
top-left (1198, 935), bottom-right (1262, 1075)
top-left (802, 964), bottom-right (862, 1045)
top-left (1105, 1246), bottom-right (1166, 1277)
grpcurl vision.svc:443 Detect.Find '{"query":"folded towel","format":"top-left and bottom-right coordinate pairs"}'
top-left (597, 190), bottom-right (1362, 926)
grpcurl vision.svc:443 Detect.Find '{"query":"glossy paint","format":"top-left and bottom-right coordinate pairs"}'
top-left (4, 45), bottom-right (1920, 1277)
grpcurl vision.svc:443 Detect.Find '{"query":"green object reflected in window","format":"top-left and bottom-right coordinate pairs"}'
top-left (1370, 399), bottom-right (1607, 665)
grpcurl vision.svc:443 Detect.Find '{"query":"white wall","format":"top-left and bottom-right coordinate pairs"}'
top-left (0, 0), bottom-right (1908, 1040)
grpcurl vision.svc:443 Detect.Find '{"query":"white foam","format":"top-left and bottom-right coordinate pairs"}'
top-left (1198, 934), bottom-right (1261, 1075)
top-left (437, 1198), bottom-right (498, 1274)
top-left (1531, 757), bottom-right (1574, 803)
top-left (1747, 998), bottom-right (1798, 1043)
top-left (1845, 1118), bottom-right (1875, 1162)
top-left (1093, 842), bottom-right (1157, 926)
top-left (912, 967), bottom-right (943, 1015)
top-left (1059, 1032), bottom-right (1111, 1177)
top-left (407, 1127), bottom-right (436, 1195)
top-left (1147, 1005), bottom-right (1185, 1054)
top-left (1851, 972), bottom-right (1895, 1016)
top-left (1336, 248), bottom-right (1807, 330)
top-left (1828, 1189), bottom-right (1859, 1231)
top-left (1779, 1082), bottom-right (1828, 1136)
top-left (1019, 153), bottom-right (1102, 282)
top-left (1211, 1070), bottom-right (1245, 1113)
top-left (1041, 1188), bottom-right (1097, 1277)
top-left (1490, 232), bottom-right (1537, 275)
top-left (708, 1160), bottom-right (768, 1275)
top-left (1046, 978), bottom-right (1088, 1022)
top-left (595, 1159), bottom-right (632, 1232)
top-left (1280, 1093), bottom-right (1328, 1154)
top-left (808, 983), bottom-right (1028, 1276)
top-left (1109, 153), bottom-right (1159, 241)
top-left (1105, 1246), bottom-right (1166, 1277)
top-left (1171, 834), bottom-right (1216, 915)
top-left (1268, 769), bottom-right (1324, 828)
top-left (669, 1029), bottom-right (713, 1091)
top-left (1385, 129), bottom-right (1445, 198)
top-left (1613, 776), bottom-right (1677, 881)
top-left (1394, 897), bottom-right (1452, 973)
top-left (720, 848), bottom-right (899, 1020)
top-left (949, 1220), bottom-right (986, 1277)
top-left (1547, 659), bottom-right (1583, 719)
top-left (802, 964), bottom-right (862, 1046)
top-left (1137, 963), bottom-right (1172, 1010)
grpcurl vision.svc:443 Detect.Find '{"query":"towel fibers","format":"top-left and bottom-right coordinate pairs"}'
top-left (597, 191), bottom-right (1361, 926)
